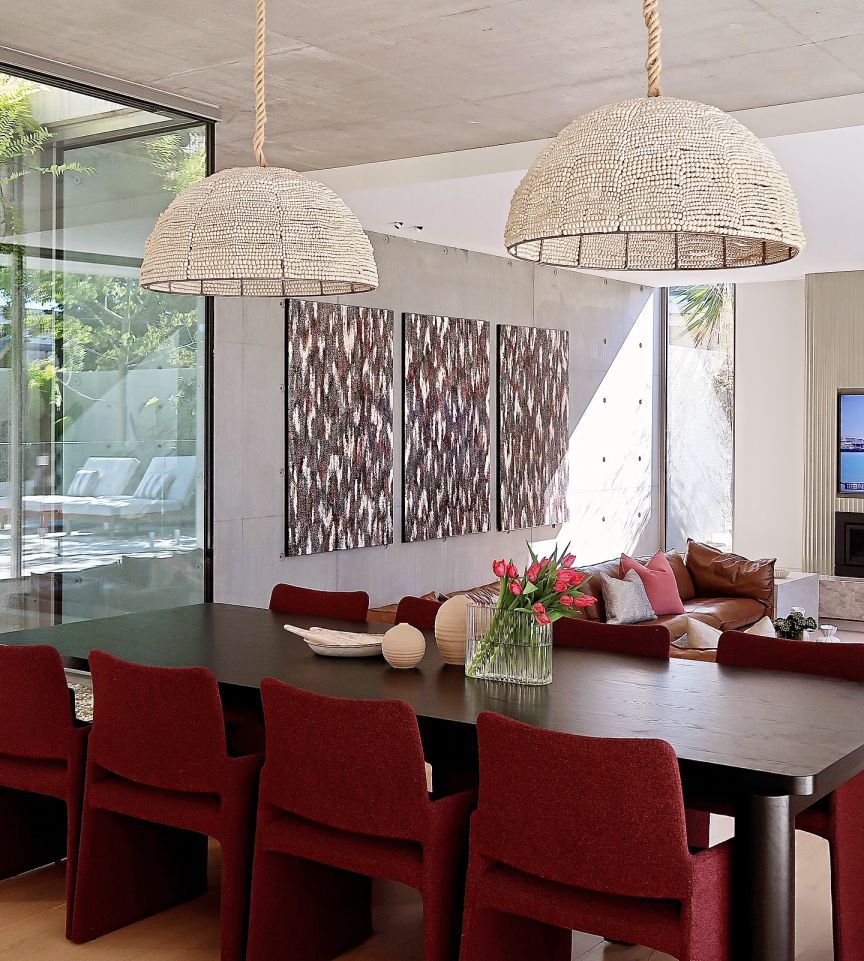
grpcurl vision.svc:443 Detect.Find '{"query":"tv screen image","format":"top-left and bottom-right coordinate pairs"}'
top-left (839, 392), bottom-right (864, 493)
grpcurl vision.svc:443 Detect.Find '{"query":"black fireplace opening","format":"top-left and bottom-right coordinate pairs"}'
top-left (835, 512), bottom-right (864, 575)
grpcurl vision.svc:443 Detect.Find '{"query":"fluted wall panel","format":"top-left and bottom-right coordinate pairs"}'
top-left (804, 271), bottom-right (864, 574)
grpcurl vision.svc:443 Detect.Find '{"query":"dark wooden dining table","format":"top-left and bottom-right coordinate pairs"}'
top-left (9, 600), bottom-right (864, 961)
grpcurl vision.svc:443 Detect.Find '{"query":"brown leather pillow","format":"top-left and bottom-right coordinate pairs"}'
top-left (665, 551), bottom-right (696, 601)
top-left (685, 539), bottom-right (775, 605)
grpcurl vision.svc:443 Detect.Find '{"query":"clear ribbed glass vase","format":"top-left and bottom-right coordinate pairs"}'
top-left (465, 604), bottom-right (552, 686)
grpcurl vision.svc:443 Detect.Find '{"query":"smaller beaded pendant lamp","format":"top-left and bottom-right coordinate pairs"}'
top-left (140, 0), bottom-right (378, 296)
top-left (505, 0), bottom-right (805, 271)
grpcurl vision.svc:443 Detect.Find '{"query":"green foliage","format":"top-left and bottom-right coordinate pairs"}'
top-left (146, 131), bottom-right (206, 194)
top-left (773, 610), bottom-right (817, 639)
top-left (672, 284), bottom-right (733, 349)
top-left (0, 74), bottom-right (94, 236)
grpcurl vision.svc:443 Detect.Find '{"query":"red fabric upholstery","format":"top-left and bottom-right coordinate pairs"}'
top-left (553, 617), bottom-right (671, 660)
top-left (716, 630), bottom-right (864, 961)
top-left (70, 652), bottom-right (261, 961)
top-left (246, 679), bottom-right (474, 961)
top-left (268, 583), bottom-right (369, 621)
top-left (460, 713), bottom-right (731, 961)
top-left (395, 595), bottom-right (442, 632)
top-left (225, 583), bottom-right (369, 754)
top-left (0, 645), bottom-right (88, 937)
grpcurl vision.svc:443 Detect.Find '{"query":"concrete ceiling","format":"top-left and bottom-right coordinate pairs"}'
top-left (4, 0), bottom-right (864, 170)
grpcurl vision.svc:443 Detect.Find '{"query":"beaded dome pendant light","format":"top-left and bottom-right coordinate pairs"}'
top-left (505, 0), bottom-right (805, 270)
top-left (140, 0), bottom-right (378, 295)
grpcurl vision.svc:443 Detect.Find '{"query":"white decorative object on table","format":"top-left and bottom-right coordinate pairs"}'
top-left (284, 624), bottom-right (382, 658)
top-left (382, 623), bottom-right (426, 669)
top-left (434, 594), bottom-right (469, 665)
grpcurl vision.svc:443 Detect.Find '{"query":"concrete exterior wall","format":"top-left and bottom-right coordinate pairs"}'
top-left (213, 232), bottom-right (660, 609)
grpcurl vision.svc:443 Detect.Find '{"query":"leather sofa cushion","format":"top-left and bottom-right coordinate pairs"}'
top-left (684, 597), bottom-right (768, 631)
top-left (666, 551), bottom-right (696, 601)
top-left (685, 540), bottom-right (775, 605)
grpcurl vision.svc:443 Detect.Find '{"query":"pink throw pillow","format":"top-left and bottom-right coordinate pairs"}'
top-left (620, 552), bottom-right (685, 616)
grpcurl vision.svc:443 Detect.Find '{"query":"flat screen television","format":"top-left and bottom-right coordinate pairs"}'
top-left (838, 390), bottom-right (864, 494)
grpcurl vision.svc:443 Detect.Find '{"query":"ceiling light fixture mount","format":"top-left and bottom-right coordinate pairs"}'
top-left (140, 0), bottom-right (378, 296)
top-left (504, 0), bottom-right (805, 271)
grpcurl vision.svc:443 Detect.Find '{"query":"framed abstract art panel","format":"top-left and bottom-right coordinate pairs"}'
top-left (497, 324), bottom-right (569, 530)
top-left (403, 313), bottom-right (491, 542)
top-left (285, 299), bottom-right (394, 555)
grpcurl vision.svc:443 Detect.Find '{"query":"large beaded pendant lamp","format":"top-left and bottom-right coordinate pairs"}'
top-left (505, 0), bottom-right (805, 270)
top-left (140, 0), bottom-right (378, 296)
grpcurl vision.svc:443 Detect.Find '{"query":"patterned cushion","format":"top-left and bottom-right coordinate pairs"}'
top-left (599, 570), bottom-right (657, 625)
top-left (68, 468), bottom-right (100, 497)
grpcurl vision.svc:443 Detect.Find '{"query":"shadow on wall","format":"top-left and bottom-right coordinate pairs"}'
top-left (533, 295), bottom-right (655, 567)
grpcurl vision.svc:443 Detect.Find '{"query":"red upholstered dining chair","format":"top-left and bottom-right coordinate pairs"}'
top-left (269, 582), bottom-right (369, 621)
top-left (553, 617), bottom-right (671, 659)
top-left (395, 595), bottom-right (442, 631)
top-left (460, 712), bottom-right (732, 961)
top-left (716, 630), bottom-right (864, 961)
top-left (69, 651), bottom-right (261, 961)
top-left (246, 679), bottom-right (475, 961)
top-left (224, 583), bottom-right (370, 755)
top-left (0, 645), bottom-right (89, 936)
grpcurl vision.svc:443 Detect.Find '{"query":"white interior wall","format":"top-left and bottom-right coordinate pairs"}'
top-left (733, 279), bottom-right (806, 568)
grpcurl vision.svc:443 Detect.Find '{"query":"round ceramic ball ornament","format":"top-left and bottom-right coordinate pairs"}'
top-left (382, 623), bottom-right (426, 669)
top-left (434, 594), bottom-right (469, 665)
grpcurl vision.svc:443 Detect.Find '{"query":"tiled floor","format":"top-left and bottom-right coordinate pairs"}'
top-left (0, 820), bottom-right (835, 960)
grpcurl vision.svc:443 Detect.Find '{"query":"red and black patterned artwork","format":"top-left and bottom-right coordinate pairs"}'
top-left (285, 300), bottom-right (393, 556)
top-left (497, 324), bottom-right (569, 530)
top-left (403, 313), bottom-right (490, 542)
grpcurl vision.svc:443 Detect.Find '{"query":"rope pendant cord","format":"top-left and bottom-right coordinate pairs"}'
top-left (253, 0), bottom-right (268, 166)
top-left (643, 0), bottom-right (662, 98)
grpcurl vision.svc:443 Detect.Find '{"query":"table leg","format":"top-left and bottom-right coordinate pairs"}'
top-left (734, 793), bottom-right (796, 961)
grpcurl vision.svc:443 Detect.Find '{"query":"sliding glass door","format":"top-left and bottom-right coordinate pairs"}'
top-left (0, 72), bottom-right (211, 631)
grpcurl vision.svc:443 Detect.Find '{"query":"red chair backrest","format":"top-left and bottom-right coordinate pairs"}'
top-left (260, 678), bottom-right (430, 840)
top-left (554, 618), bottom-right (671, 660)
top-left (474, 712), bottom-right (692, 900)
top-left (717, 631), bottom-right (864, 681)
top-left (87, 650), bottom-right (228, 793)
top-left (0, 645), bottom-right (75, 760)
top-left (269, 583), bottom-right (369, 622)
top-left (395, 595), bottom-right (441, 631)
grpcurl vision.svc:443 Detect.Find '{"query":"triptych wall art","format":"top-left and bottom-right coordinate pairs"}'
top-left (284, 299), bottom-right (570, 554)
top-left (284, 300), bottom-right (394, 556)
top-left (403, 313), bottom-right (491, 542)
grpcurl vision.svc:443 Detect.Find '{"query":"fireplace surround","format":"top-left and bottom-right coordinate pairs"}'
top-left (835, 512), bottom-right (864, 576)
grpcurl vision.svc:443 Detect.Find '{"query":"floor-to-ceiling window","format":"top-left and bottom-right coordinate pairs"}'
top-left (0, 71), bottom-right (211, 631)
top-left (665, 284), bottom-right (735, 551)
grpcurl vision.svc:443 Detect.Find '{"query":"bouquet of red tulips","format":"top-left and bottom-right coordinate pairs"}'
top-left (490, 542), bottom-right (596, 625)
top-left (466, 543), bottom-right (596, 678)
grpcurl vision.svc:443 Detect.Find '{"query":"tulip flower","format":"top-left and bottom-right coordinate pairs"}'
top-left (526, 562), bottom-right (541, 583)
top-left (560, 594), bottom-right (574, 607)
top-left (561, 553), bottom-right (576, 568)
top-left (492, 559), bottom-right (507, 578)
top-left (568, 571), bottom-right (586, 587)
top-left (535, 612), bottom-right (551, 626)
top-left (532, 602), bottom-right (545, 615)
top-left (508, 580), bottom-right (522, 596)
top-left (553, 579), bottom-right (568, 593)
top-left (571, 595), bottom-right (597, 608)
top-left (506, 563), bottom-right (519, 579)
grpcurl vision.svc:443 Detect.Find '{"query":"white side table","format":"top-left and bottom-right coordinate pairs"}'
top-left (773, 571), bottom-right (820, 621)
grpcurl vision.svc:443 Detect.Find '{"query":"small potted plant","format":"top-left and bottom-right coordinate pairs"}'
top-left (773, 609), bottom-right (817, 640)
top-left (465, 543), bottom-right (596, 686)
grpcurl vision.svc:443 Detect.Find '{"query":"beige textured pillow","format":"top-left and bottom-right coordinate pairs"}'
top-left (681, 615), bottom-right (775, 651)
